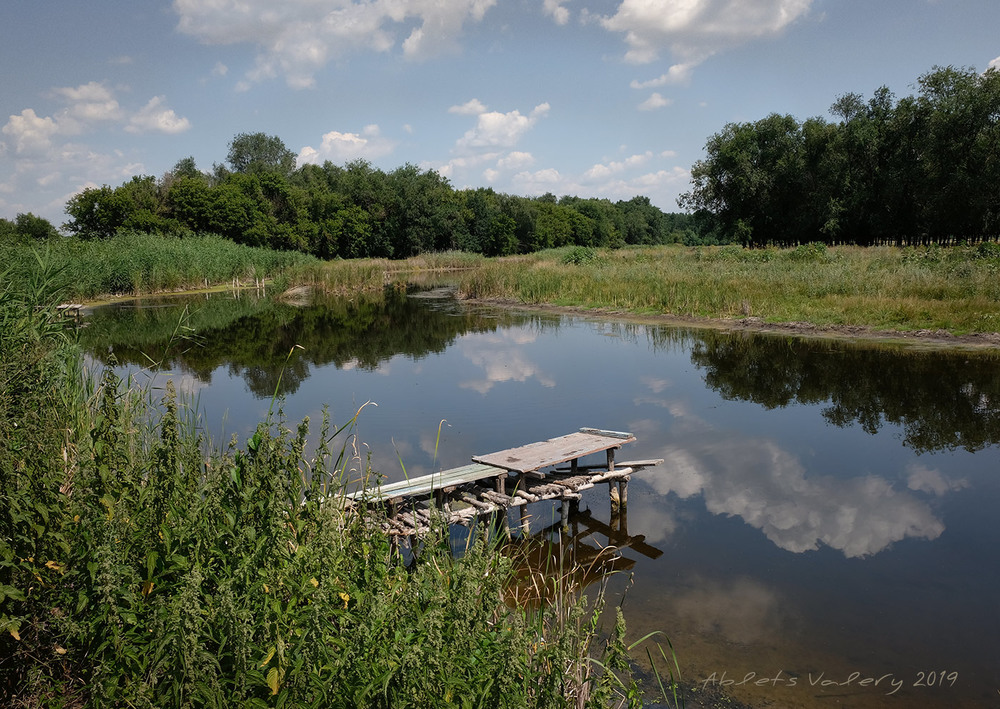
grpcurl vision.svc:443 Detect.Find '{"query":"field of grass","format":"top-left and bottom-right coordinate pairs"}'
top-left (456, 243), bottom-right (1000, 335)
top-left (0, 231), bottom-right (318, 302)
top-left (1, 267), bottom-right (674, 707)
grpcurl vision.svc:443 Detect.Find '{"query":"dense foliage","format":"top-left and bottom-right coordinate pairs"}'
top-left (680, 66), bottom-right (1000, 247)
top-left (55, 133), bottom-right (700, 257)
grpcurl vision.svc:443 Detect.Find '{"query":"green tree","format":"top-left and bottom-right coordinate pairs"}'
top-left (226, 132), bottom-right (296, 176)
top-left (64, 185), bottom-right (132, 239)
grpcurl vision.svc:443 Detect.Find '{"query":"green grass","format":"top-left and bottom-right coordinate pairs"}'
top-left (0, 257), bottom-right (677, 708)
top-left (456, 244), bottom-right (1000, 335)
top-left (0, 232), bottom-right (318, 302)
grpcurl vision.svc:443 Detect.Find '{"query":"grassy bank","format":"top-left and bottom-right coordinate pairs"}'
top-left (1, 232), bottom-right (318, 302)
top-left (456, 243), bottom-right (1000, 335)
top-left (1, 263), bottom-right (671, 707)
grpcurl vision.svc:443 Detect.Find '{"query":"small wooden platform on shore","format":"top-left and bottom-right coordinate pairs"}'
top-left (347, 428), bottom-right (662, 537)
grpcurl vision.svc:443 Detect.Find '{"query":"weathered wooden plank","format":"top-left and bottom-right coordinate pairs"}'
top-left (472, 430), bottom-right (635, 474)
top-left (616, 459), bottom-right (664, 468)
top-left (578, 427), bottom-right (634, 439)
top-left (346, 463), bottom-right (503, 501)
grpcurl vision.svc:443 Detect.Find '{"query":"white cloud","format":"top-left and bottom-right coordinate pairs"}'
top-left (543, 0), bottom-right (571, 25)
top-left (173, 0), bottom-right (498, 88)
top-left (212, 61), bottom-right (229, 77)
top-left (511, 167), bottom-right (562, 192)
top-left (583, 151), bottom-right (652, 179)
top-left (2, 109), bottom-right (60, 154)
top-left (52, 82), bottom-right (122, 129)
top-left (435, 151), bottom-right (500, 179)
top-left (496, 151), bottom-right (534, 170)
top-left (630, 62), bottom-right (695, 88)
top-left (449, 98), bottom-right (489, 115)
top-left (126, 96), bottom-right (192, 134)
top-left (602, 0), bottom-right (812, 68)
top-left (638, 92), bottom-right (671, 111)
top-left (0, 82), bottom-right (193, 221)
top-left (456, 103), bottom-right (549, 149)
top-left (298, 124), bottom-right (397, 164)
top-left (989, 55), bottom-right (1000, 71)
top-left (456, 102), bottom-right (550, 151)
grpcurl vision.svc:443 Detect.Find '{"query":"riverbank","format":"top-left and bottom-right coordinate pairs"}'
top-left (59, 239), bottom-right (1000, 351)
top-left (463, 298), bottom-right (1000, 351)
top-left (454, 244), bottom-right (1000, 345)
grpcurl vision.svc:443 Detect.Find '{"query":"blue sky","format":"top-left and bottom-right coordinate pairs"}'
top-left (2, 0), bottom-right (999, 225)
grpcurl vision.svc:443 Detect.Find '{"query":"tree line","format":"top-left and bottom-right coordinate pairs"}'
top-left (680, 66), bottom-right (1000, 247)
top-left (3, 132), bottom-right (701, 257)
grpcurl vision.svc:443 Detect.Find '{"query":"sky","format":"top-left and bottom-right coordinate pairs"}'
top-left (2, 0), bottom-right (999, 226)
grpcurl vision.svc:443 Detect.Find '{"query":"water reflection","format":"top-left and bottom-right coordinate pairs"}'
top-left (80, 287), bottom-right (538, 398)
top-left (81, 290), bottom-right (1000, 456)
top-left (458, 329), bottom-right (556, 394)
top-left (683, 331), bottom-right (1000, 453)
top-left (641, 435), bottom-right (945, 557)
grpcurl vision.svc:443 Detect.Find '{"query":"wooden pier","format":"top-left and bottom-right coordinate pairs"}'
top-left (347, 428), bottom-right (662, 537)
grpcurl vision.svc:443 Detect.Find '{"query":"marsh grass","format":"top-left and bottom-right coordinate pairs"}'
top-left (288, 250), bottom-right (486, 295)
top-left (1, 258), bottom-right (675, 708)
top-left (457, 244), bottom-right (1000, 334)
top-left (0, 232), bottom-right (317, 302)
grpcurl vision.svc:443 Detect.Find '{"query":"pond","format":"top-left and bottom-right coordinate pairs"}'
top-left (80, 286), bottom-right (1000, 708)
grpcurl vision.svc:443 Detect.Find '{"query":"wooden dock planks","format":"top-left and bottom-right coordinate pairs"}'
top-left (471, 429), bottom-right (635, 473)
top-left (346, 428), bottom-right (660, 537)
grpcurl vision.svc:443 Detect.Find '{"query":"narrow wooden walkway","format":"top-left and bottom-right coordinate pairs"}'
top-left (347, 428), bottom-right (662, 537)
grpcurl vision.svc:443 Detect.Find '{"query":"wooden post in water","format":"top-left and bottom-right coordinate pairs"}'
top-left (607, 446), bottom-right (620, 514)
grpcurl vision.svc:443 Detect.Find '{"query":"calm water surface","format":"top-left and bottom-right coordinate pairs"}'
top-left (83, 287), bottom-right (1000, 708)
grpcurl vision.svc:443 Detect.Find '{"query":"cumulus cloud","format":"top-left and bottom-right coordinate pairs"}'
top-left (297, 124), bottom-right (397, 164)
top-left (496, 151), bottom-right (535, 170)
top-left (126, 96), bottom-right (192, 134)
top-left (455, 102), bottom-right (550, 150)
top-left (52, 81), bottom-right (122, 130)
top-left (989, 55), bottom-right (1000, 71)
top-left (602, 0), bottom-right (812, 68)
top-left (0, 82), bottom-right (192, 221)
top-left (2, 109), bottom-right (60, 155)
top-left (173, 0), bottom-right (498, 88)
top-left (583, 151), bottom-right (652, 179)
top-left (543, 0), bottom-right (571, 25)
